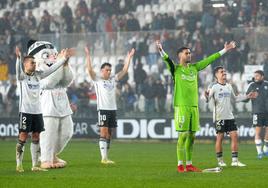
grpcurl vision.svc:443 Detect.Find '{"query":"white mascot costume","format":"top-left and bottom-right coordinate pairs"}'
top-left (27, 40), bottom-right (74, 169)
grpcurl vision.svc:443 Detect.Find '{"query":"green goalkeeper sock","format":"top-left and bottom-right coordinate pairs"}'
top-left (177, 132), bottom-right (188, 164)
top-left (185, 132), bottom-right (195, 162)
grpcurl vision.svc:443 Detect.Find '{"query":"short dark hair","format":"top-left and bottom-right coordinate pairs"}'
top-left (254, 70), bottom-right (264, 76)
top-left (213, 66), bottom-right (224, 77)
top-left (176, 47), bottom-right (190, 56)
top-left (23, 55), bottom-right (35, 62)
top-left (23, 55), bottom-right (34, 60)
top-left (101, 62), bottom-right (112, 69)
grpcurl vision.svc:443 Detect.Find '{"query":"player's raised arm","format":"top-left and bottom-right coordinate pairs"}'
top-left (156, 40), bottom-right (170, 59)
top-left (38, 48), bottom-right (73, 79)
top-left (61, 60), bottom-right (74, 87)
top-left (195, 41), bottom-right (236, 71)
top-left (116, 48), bottom-right (135, 81)
top-left (156, 40), bottom-right (175, 77)
top-left (85, 46), bottom-right (96, 80)
top-left (15, 46), bottom-right (25, 81)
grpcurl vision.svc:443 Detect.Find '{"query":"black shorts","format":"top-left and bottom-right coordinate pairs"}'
top-left (98, 110), bottom-right (117, 128)
top-left (19, 113), bottom-right (45, 133)
top-left (215, 119), bottom-right (237, 134)
top-left (252, 113), bottom-right (268, 127)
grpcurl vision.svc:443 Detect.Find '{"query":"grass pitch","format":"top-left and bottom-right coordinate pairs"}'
top-left (0, 140), bottom-right (267, 188)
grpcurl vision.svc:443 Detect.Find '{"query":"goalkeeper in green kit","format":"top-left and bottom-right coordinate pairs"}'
top-left (156, 40), bottom-right (236, 172)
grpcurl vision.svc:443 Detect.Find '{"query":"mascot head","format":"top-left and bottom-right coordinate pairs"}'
top-left (27, 39), bottom-right (58, 70)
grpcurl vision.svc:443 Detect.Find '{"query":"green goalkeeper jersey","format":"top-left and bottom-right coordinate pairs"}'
top-left (162, 52), bottom-right (221, 107)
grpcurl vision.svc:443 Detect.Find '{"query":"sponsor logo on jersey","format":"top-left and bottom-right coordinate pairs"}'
top-left (103, 80), bottom-right (114, 90)
top-left (218, 92), bottom-right (231, 98)
top-left (27, 83), bottom-right (40, 90)
top-left (181, 74), bottom-right (196, 81)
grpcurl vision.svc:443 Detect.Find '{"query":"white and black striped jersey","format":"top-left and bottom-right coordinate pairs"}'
top-left (93, 75), bottom-right (118, 110)
top-left (16, 57), bottom-right (66, 114)
top-left (208, 82), bottom-right (247, 122)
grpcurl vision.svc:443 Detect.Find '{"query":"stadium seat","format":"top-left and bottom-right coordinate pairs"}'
top-left (163, 69), bottom-right (170, 76)
top-left (159, 4), bottom-right (167, 13)
top-left (39, 1), bottom-right (47, 9)
top-left (182, 0), bottom-right (191, 12)
top-left (51, 9), bottom-right (59, 16)
top-left (136, 5), bottom-right (143, 12)
top-left (101, 56), bottom-right (109, 64)
top-left (151, 64), bottom-right (159, 73)
top-left (175, 3), bottom-right (182, 11)
top-left (143, 64), bottom-right (150, 73)
top-left (92, 56), bottom-right (101, 71)
top-left (144, 4), bottom-right (151, 12)
top-left (53, 1), bottom-right (61, 8)
top-left (109, 56), bottom-right (117, 67)
top-left (167, 4), bottom-right (175, 12)
top-left (141, 56), bottom-right (147, 65)
top-left (152, 4), bottom-right (159, 13)
top-left (47, 1), bottom-right (54, 10)
top-left (32, 8), bottom-right (41, 21)
top-left (137, 14), bottom-right (146, 28)
top-left (145, 13), bottom-right (153, 24)
top-left (92, 56), bottom-right (100, 65)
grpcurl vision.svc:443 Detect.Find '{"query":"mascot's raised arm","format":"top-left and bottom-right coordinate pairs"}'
top-left (27, 39), bottom-right (75, 169)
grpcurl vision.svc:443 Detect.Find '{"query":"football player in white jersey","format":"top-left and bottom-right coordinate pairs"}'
top-left (205, 66), bottom-right (256, 167)
top-left (85, 46), bottom-right (135, 164)
top-left (15, 46), bottom-right (72, 172)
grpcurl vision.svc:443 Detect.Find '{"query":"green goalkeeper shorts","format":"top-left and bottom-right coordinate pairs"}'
top-left (174, 106), bottom-right (200, 132)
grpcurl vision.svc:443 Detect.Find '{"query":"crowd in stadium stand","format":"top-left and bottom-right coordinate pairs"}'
top-left (0, 0), bottom-right (268, 117)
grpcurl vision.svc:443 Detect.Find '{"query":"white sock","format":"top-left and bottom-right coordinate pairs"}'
top-left (178, 161), bottom-right (183, 165)
top-left (216, 152), bottom-right (223, 162)
top-left (186, 161), bottom-right (192, 165)
top-left (263, 140), bottom-right (268, 153)
top-left (232, 151), bottom-right (238, 162)
top-left (99, 138), bottom-right (107, 160)
top-left (31, 141), bottom-right (40, 167)
top-left (16, 140), bottom-right (25, 167)
top-left (255, 139), bottom-right (263, 155)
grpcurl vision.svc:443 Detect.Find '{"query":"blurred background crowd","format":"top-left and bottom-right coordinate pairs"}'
top-left (0, 0), bottom-right (268, 118)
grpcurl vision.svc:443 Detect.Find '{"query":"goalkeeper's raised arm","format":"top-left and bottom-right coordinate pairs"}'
top-left (156, 40), bottom-right (175, 77)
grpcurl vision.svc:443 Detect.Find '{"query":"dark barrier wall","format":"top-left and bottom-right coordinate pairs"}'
top-left (0, 118), bottom-right (255, 140)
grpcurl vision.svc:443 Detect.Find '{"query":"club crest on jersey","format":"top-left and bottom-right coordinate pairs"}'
top-left (103, 80), bottom-right (114, 90)
top-left (181, 74), bottom-right (195, 81)
top-left (27, 83), bottom-right (40, 89)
